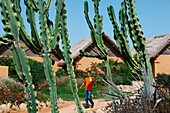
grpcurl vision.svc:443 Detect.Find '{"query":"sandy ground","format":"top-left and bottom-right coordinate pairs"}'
top-left (10, 99), bottom-right (111, 113)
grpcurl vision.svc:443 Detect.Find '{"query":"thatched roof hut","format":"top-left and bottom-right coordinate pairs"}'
top-left (131, 33), bottom-right (170, 59)
top-left (58, 32), bottom-right (122, 66)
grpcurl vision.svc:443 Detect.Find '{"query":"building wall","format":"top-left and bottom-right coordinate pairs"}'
top-left (0, 56), bottom-right (60, 77)
top-left (75, 57), bottom-right (123, 71)
top-left (154, 54), bottom-right (170, 77)
top-left (27, 56), bottom-right (60, 72)
top-left (0, 66), bottom-right (8, 77)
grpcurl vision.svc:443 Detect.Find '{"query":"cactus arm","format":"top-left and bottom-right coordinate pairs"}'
top-left (11, 0), bottom-right (42, 54)
top-left (126, 0), bottom-right (150, 70)
top-left (19, 27), bottom-right (42, 54)
top-left (38, 0), bottom-right (58, 112)
top-left (107, 5), bottom-right (140, 72)
top-left (126, 0), bottom-right (155, 97)
top-left (13, 0), bottom-right (21, 13)
top-left (51, 0), bottom-right (62, 49)
top-left (84, 1), bottom-right (95, 32)
top-left (84, 1), bottom-right (107, 59)
top-left (119, 2), bottom-right (128, 42)
top-left (60, 2), bottom-right (84, 113)
top-left (0, 1), bottom-right (38, 112)
top-left (5, 0), bottom-right (20, 41)
top-left (46, 17), bottom-right (53, 39)
top-left (25, 6), bottom-right (42, 48)
top-left (80, 50), bottom-right (105, 60)
top-left (0, 35), bottom-right (8, 45)
top-left (45, 0), bottom-right (53, 11)
top-left (24, 0), bottom-right (39, 12)
top-left (11, 43), bottom-right (37, 113)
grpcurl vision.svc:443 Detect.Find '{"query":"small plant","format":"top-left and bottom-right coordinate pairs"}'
top-left (0, 56), bottom-right (46, 88)
top-left (156, 73), bottom-right (170, 88)
top-left (0, 56), bottom-right (18, 81)
top-left (97, 60), bottom-right (133, 85)
top-left (0, 77), bottom-right (25, 105)
top-left (55, 68), bottom-right (67, 78)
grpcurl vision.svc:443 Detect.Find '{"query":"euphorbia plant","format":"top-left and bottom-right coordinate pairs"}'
top-left (0, 0), bottom-right (84, 113)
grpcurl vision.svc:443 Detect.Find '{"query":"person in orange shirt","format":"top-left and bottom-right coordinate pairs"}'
top-left (80, 70), bottom-right (94, 108)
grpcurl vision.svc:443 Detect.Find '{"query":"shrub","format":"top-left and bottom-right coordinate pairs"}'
top-left (156, 73), bottom-right (170, 88)
top-left (28, 59), bottom-right (45, 88)
top-left (0, 56), bottom-right (18, 81)
top-left (75, 69), bottom-right (87, 78)
top-left (0, 77), bottom-right (25, 105)
top-left (97, 60), bottom-right (133, 85)
top-left (55, 68), bottom-right (67, 78)
top-left (0, 56), bottom-right (46, 88)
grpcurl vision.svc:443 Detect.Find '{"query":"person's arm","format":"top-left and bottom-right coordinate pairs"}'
top-left (91, 77), bottom-right (96, 86)
top-left (79, 82), bottom-right (84, 89)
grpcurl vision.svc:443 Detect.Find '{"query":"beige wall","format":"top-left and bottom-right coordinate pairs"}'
top-left (0, 56), bottom-right (60, 77)
top-left (0, 66), bottom-right (8, 77)
top-left (76, 57), bottom-right (123, 71)
top-left (27, 56), bottom-right (60, 72)
top-left (154, 55), bottom-right (170, 77)
top-left (27, 56), bottom-right (43, 62)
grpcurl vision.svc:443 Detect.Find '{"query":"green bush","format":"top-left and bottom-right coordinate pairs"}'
top-left (156, 73), bottom-right (170, 88)
top-left (28, 59), bottom-right (45, 88)
top-left (0, 56), bottom-right (18, 80)
top-left (0, 56), bottom-right (46, 88)
top-left (98, 59), bottom-right (133, 85)
top-left (55, 68), bottom-right (67, 78)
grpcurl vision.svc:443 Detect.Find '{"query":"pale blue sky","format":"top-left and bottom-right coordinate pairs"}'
top-left (0, 0), bottom-right (170, 47)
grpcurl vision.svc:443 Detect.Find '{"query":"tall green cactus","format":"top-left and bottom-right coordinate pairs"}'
top-left (0, 0), bottom-right (37, 113)
top-left (1, 0), bottom-right (84, 112)
top-left (82, 0), bottom-right (125, 99)
top-left (59, 2), bottom-right (84, 113)
top-left (107, 0), bottom-right (155, 98)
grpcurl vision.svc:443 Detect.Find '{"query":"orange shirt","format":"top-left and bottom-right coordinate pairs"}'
top-left (84, 76), bottom-right (94, 90)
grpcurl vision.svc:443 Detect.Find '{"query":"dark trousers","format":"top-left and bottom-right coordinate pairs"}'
top-left (85, 90), bottom-right (94, 107)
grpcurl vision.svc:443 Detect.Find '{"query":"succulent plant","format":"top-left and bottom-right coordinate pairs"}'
top-left (0, 0), bottom-right (84, 113)
top-left (107, 0), bottom-right (155, 98)
top-left (0, 0), bottom-right (37, 112)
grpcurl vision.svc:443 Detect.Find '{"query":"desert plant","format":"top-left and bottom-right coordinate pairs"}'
top-left (0, 0), bottom-right (84, 112)
top-left (0, 0), bottom-right (37, 112)
top-left (107, 0), bottom-right (155, 98)
top-left (82, 0), bottom-right (125, 100)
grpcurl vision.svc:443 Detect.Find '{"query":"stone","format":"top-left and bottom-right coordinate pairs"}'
top-left (41, 102), bottom-right (46, 108)
top-left (36, 100), bottom-right (40, 105)
top-left (96, 108), bottom-right (105, 113)
top-left (58, 98), bottom-right (65, 104)
top-left (0, 104), bottom-right (9, 113)
top-left (7, 103), bottom-right (12, 109)
top-left (19, 103), bottom-right (27, 110)
top-left (0, 109), bottom-right (3, 113)
top-left (11, 105), bottom-right (19, 111)
top-left (46, 101), bottom-right (51, 107)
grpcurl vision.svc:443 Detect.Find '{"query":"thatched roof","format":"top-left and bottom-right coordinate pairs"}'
top-left (132, 33), bottom-right (170, 59)
top-left (58, 32), bottom-right (122, 66)
top-left (0, 42), bottom-right (62, 61)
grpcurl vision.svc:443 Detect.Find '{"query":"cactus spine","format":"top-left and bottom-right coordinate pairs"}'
top-left (107, 0), bottom-right (155, 98)
top-left (0, 0), bottom-right (37, 113)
